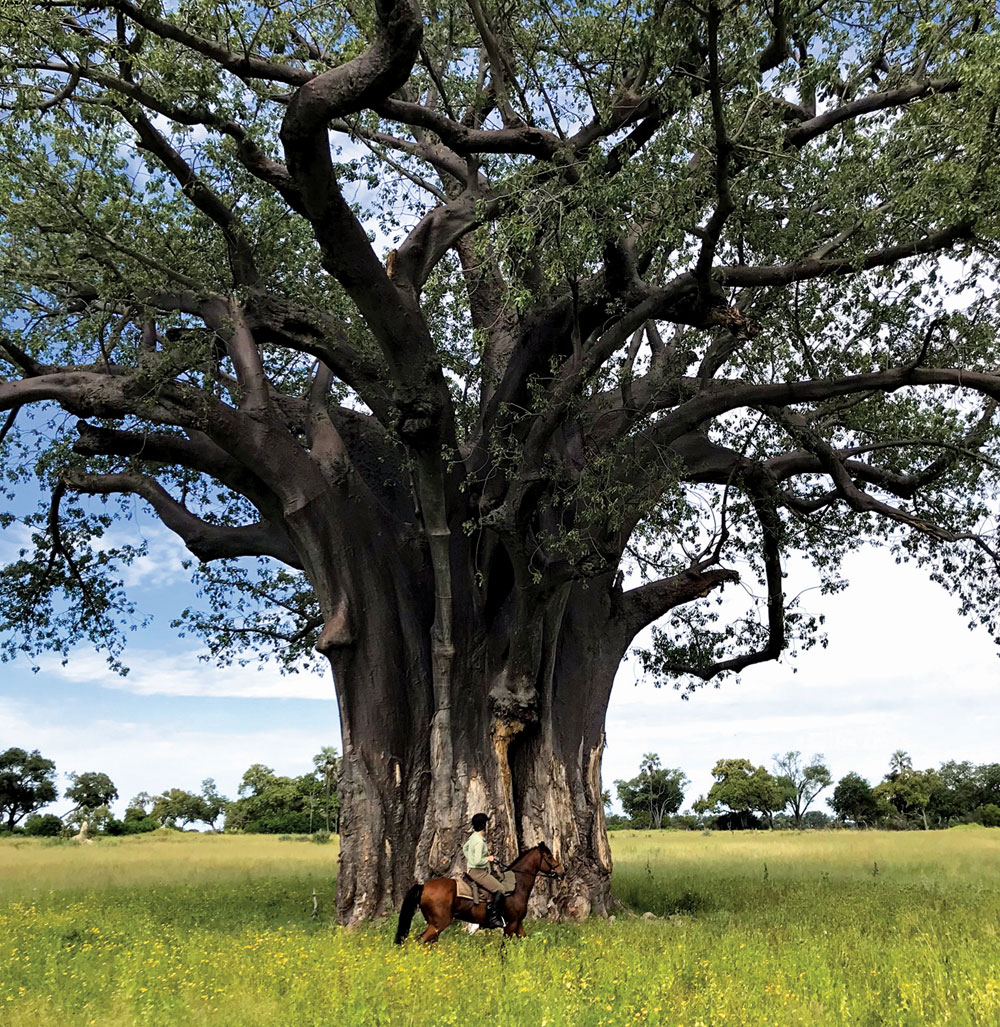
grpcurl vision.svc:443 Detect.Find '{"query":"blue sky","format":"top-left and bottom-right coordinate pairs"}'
top-left (2, 499), bottom-right (997, 818)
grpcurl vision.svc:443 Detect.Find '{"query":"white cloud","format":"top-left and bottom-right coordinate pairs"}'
top-left (0, 515), bottom-right (191, 589)
top-left (118, 525), bottom-right (192, 590)
top-left (86, 519), bottom-right (193, 590)
top-left (0, 697), bottom-right (336, 814)
top-left (603, 549), bottom-right (1000, 808)
top-left (36, 647), bottom-right (334, 700)
top-left (0, 521), bottom-right (34, 562)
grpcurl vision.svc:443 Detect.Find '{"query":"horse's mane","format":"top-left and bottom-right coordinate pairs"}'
top-left (511, 841), bottom-right (551, 864)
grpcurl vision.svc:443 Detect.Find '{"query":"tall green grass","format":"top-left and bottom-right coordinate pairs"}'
top-left (1, 829), bottom-right (998, 1026)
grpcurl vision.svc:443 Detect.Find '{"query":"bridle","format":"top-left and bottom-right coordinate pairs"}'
top-left (499, 846), bottom-right (566, 881)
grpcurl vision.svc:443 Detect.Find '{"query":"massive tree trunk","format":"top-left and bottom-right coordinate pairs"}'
top-left (315, 498), bottom-right (625, 924)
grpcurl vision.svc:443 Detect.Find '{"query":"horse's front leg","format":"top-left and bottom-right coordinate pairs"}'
top-left (503, 920), bottom-right (523, 939)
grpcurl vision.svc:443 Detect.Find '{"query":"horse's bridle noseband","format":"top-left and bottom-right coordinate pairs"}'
top-left (539, 852), bottom-right (566, 880)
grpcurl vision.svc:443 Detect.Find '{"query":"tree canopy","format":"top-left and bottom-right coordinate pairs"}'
top-left (64, 770), bottom-right (118, 819)
top-left (0, 747), bottom-right (58, 831)
top-left (614, 752), bottom-right (687, 828)
top-left (828, 771), bottom-right (883, 826)
top-left (773, 751), bottom-right (831, 828)
top-left (694, 757), bottom-right (792, 827)
top-left (226, 758), bottom-right (339, 834)
top-left (1, 0), bottom-right (999, 922)
top-left (1, 0), bottom-right (998, 679)
top-left (148, 778), bottom-right (229, 831)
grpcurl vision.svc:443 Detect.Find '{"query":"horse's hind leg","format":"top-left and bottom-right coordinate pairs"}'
top-left (415, 880), bottom-right (460, 943)
top-left (419, 921), bottom-right (446, 943)
top-left (418, 898), bottom-right (450, 944)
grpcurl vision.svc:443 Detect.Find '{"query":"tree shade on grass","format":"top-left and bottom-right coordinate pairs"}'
top-left (1, 1), bottom-right (1000, 923)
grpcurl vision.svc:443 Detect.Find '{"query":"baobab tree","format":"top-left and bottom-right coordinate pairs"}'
top-left (1, 0), bottom-right (999, 923)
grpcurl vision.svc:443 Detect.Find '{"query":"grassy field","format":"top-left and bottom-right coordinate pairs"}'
top-left (1, 828), bottom-right (999, 1026)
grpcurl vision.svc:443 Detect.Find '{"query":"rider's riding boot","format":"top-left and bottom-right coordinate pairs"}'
top-left (485, 892), bottom-right (506, 929)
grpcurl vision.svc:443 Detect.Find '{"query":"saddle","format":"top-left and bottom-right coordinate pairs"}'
top-left (455, 870), bottom-right (516, 903)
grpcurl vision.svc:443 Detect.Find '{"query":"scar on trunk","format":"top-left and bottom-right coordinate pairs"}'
top-left (491, 717), bottom-right (524, 845)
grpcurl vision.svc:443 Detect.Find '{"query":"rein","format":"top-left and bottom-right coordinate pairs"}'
top-left (498, 850), bottom-right (564, 880)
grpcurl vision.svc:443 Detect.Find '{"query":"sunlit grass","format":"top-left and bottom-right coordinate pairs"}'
top-left (2, 828), bottom-right (999, 1026)
top-left (0, 831), bottom-right (339, 895)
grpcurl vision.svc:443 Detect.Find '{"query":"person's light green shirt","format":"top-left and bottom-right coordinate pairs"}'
top-left (463, 831), bottom-right (488, 869)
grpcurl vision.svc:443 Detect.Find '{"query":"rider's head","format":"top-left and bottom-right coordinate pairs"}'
top-left (471, 812), bottom-right (488, 832)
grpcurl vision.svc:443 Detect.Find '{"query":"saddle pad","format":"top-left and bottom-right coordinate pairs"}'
top-left (454, 871), bottom-right (516, 901)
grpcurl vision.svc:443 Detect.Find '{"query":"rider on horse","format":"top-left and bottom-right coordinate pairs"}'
top-left (394, 836), bottom-right (565, 944)
top-left (462, 812), bottom-right (506, 929)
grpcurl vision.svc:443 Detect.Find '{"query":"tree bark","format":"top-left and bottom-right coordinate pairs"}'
top-left (316, 514), bottom-right (624, 924)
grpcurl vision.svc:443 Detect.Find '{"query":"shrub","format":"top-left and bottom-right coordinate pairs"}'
top-left (121, 808), bottom-right (159, 834)
top-left (714, 811), bottom-right (764, 831)
top-left (972, 804), bottom-right (1000, 827)
top-left (669, 814), bottom-right (704, 831)
top-left (24, 814), bottom-right (64, 837)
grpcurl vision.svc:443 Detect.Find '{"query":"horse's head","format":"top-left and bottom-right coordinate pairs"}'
top-left (535, 842), bottom-right (566, 881)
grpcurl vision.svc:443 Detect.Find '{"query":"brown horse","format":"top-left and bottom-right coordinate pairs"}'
top-left (394, 842), bottom-right (565, 943)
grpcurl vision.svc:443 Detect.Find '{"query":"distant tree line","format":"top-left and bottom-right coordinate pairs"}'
top-left (0, 746), bottom-right (340, 837)
top-left (609, 750), bottom-right (1000, 831)
top-left (7, 742), bottom-right (998, 837)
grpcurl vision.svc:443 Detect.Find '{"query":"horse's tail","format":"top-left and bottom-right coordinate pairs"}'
top-left (394, 883), bottom-right (423, 945)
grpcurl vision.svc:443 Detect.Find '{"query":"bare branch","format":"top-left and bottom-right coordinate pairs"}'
top-left (62, 469), bottom-right (302, 567)
top-left (694, 2), bottom-right (734, 281)
top-left (0, 405), bottom-right (22, 447)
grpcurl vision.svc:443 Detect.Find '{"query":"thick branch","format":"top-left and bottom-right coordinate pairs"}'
top-left (393, 189), bottom-right (482, 291)
top-left (305, 361), bottom-right (351, 478)
top-left (62, 469), bottom-right (302, 567)
top-left (718, 223), bottom-right (973, 289)
top-left (658, 364), bottom-right (1000, 444)
top-left (201, 296), bottom-right (271, 414)
top-left (71, 420), bottom-right (278, 515)
top-left (282, 0), bottom-right (422, 139)
top-left (694, 2), bottom-right (734, 280)
top-left (618, 566), bottom-right (739, 640)
top-left (79, 0), bottom-right (313, 85)
top-left (784, 79), bottom-right (960, 149)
